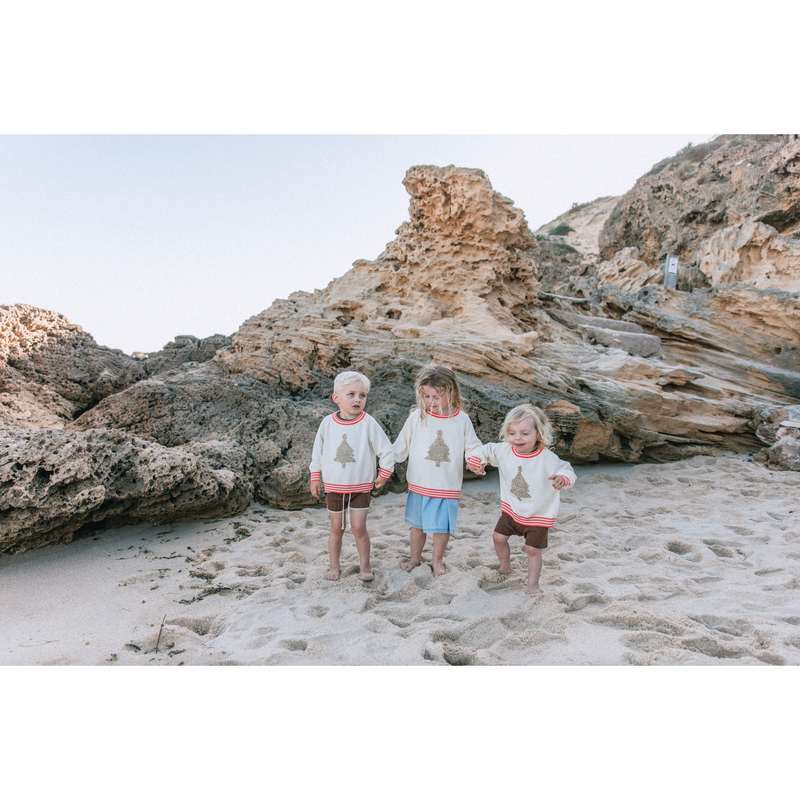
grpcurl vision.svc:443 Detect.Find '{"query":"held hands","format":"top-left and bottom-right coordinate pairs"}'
top-left (310, 480), bottom-right (323, 499)
top-left (549, 474), bottom-right (566, 490)
top-left (374, 475), bottom-right (387, 490)
top-left (467, 461), bottom-right (486, 476)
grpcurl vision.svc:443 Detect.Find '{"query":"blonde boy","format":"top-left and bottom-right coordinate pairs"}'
top-left (309, 371), bottom-right (394, 581)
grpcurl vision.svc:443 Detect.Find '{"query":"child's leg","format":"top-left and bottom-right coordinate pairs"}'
top-left (325, 512), bottom-right (345, 580)
top-left (525, 545), bottom-right (543, 594)
top-left (349, 509), bottom-right (373, 581)
top-left (493, 531), bottom-right (513, 574)
top-left (401, 527), bottom-right (426, 571)
top-left (431, 533), bottom-right (450, 576)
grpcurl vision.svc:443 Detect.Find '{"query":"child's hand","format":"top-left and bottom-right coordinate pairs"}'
top-left (467, 461), bottom-right (486, 476)
top-left (549, 475), bottom-right (566, 490)
top-left (310, 480), bottom-right (323, 499)
top-left (374, 475), bottom-right (387, 490)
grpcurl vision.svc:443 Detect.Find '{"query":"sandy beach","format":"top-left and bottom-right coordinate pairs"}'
top-left (3, 455), bottom-right (800, 667)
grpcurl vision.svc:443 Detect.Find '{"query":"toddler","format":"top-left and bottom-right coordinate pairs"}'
top-left (475, 403), bottom-right (575, 594)
top-left (393, 362), bottom-right (483, 576)
top-left (310, 371), bottom-right (394, 581)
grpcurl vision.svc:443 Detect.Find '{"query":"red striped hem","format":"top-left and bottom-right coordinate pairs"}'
top-left (501, 502), bottom-right (555, 527)
top-left (378, 468), bottom-right (393, 479)
top-left (324, 482), bottom-right (375, 493)
top-left (512, 446), bottom-right (543, 458)
top-left (332, 412), bottom-right (365, 425)
top-left (408, 483), bottom-right (461, 499)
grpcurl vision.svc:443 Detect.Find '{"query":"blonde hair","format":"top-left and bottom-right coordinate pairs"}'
top-left (414, 362), bottom-right (464, 423)
top-left (333, 371), bottom-right (370, 394)
top-left (500, 404), bottom-right (554, 449)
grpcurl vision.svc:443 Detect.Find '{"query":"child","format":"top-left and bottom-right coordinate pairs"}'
top-left (393, 362), bottom-right (483, 576)
top-left (475, 403), bottom-right (576, 595)
top-left (309, 371), bottom-right (394, 582)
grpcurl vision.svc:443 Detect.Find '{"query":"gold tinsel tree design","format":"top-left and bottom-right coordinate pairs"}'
top-left (334, 434), bottom-right (356, 468)
top-left (425, 430), bottom-right (451, 467)
top-left (511, 465), bottom-right (531, 500)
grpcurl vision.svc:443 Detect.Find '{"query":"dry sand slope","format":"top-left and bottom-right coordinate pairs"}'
top-left (2, 456), bottom-right (800, 666)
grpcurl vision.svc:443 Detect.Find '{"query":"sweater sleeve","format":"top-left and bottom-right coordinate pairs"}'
top-left (552, 455), bottom-right (577, 487)
top-left (392, 414), bottom-right (414, 464)
top-left (463, 415), bottom-right (484, 471)
top-left (309, 422), bottom-right (325, 482)
top-left (370, 419), bottom-right (395, 479)
top-left (481, 442), bottom-right (502, 467)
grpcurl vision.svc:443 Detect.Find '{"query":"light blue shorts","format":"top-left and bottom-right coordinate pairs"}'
top-left (404, 491), bottom-right (459, 534)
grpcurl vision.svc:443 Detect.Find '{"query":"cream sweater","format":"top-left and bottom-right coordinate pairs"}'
top-left (480, 443), bottom-right (576, 527)
top-left (393, 408), bottom-right (483, 499)
top-left (309, 412), bottom-right (394, 494)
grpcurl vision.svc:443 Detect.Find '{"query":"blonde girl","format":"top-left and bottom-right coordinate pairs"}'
top-left (393, 362), bottom-right (483, 575)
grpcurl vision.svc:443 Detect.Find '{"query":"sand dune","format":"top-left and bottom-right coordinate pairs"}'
top-left (2, 456), bottom-right (800, 666)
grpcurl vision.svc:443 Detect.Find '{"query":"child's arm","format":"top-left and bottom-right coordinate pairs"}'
top-left (549, 459), bottom-right (576, 491)
top-left (463, 418), bottom-right (485, 474)
top-left (469, 441), bottom-right (500, 475)
top-left (371, 420), bottom-right (395, 490)
top-left (392, 415), bottom-right (414, 464)
top-left (309, 423), bottom-right (325, 498)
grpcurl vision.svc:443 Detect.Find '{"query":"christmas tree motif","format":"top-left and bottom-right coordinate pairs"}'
top-left (425, 430), bottom-right (451, 467)
top-left (334, 434), bottom-right (356, 468)
top-left (511, 466), bottom-right (531, 501)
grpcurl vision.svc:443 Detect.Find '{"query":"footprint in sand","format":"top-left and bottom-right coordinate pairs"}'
top-left (280, 638), bottom-right (308, 651)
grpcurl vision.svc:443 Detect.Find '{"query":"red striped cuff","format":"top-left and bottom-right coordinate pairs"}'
top-left (560, 475), bottom-right (572, 487)
top-left (324, 482), bottom-right (375, 494)
top-left (310, 472), bottom-right (321, 482)
top-left (501, 502), bottom-right (555, 527)
top-left (408, 483), bottom-right (461, 500)
top-left (378, 467), bottom-right (393, 479)
top-left (467, 456), bottom-right (483, 467)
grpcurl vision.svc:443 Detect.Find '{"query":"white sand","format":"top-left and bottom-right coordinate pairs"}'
top-left (2, 455), bottom-right (800, 666)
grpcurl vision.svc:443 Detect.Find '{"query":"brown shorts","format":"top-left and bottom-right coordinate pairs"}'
top-left (326, 491), bottom-right (371, 513)
top-left (494, 512), bottom-right (549, 549)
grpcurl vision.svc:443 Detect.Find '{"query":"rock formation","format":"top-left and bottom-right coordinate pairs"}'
top-left (599, 135), bottom-right (800, 291)
top-left (0, 425), bottom-right (251, 555)
top-left (3, 140), bottom-right (800, 552)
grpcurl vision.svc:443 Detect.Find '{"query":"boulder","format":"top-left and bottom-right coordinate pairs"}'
top-left (0, 425), bottom-right (252, 554)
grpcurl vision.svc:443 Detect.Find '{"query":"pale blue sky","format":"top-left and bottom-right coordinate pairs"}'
top-left (2, 134), bottom-right (713, 354)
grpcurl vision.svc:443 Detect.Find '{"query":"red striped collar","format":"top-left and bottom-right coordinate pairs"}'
top-left (426, 409), bottom-right (460, 419)
top-left (333, 411), bottom-right (365, 425)
top-left (511, 445), bottom-right (543, 458)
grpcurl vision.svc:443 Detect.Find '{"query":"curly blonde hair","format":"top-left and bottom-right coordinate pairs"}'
top-left (500, 404), bottom-right (554, 449)
top-left (414, 362), bottom-right (464, 423)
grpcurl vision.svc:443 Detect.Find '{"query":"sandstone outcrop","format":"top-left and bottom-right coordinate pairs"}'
top-left (597, 247), bottom-right (664, 293)
top-left (0, 303), bottom-right (232, 429)
top-left (697, 221), bottom-right (800, 291)
top-left (599, 135), bottom-right (800, 290)
top-left (0, 425), bottom-right (252, 554)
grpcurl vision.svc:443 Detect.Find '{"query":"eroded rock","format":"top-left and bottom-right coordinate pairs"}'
top-left (0, 425), bottom-right (252, 554)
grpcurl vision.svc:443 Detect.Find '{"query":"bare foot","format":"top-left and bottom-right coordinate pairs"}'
top-left (433, 562), bottom-right (446, 576)
top-left (526, 585), bottom-right (542, 596)
top-left (401, 560), bottom-right (421, 572)
top-left (358, 571), bottom-right (374, 582)
top-left (499, 568), bottom-right (512, 576)
top-left (324, 568), bottom-right (340, 581)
